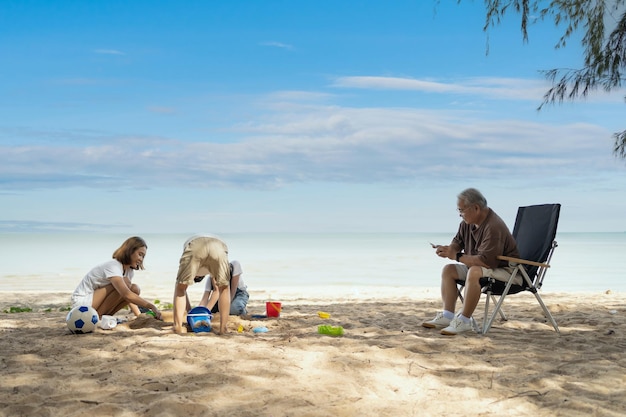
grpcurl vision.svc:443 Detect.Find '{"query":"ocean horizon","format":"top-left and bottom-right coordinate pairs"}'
top-left (1, 232), bottom-right (625, 301)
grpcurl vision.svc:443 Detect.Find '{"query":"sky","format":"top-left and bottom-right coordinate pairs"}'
top-left (1, 0), bottom-right (625, 234)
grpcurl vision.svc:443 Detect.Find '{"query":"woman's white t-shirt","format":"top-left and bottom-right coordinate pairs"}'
top-left (71, 259), bottom-right (133, 307)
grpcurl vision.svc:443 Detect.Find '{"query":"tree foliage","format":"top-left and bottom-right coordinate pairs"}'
top-left (478, 0), bottom-right (626, 158)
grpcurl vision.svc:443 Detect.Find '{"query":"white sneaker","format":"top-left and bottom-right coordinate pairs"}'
top-left (422, 312), bottom-right (451, 329)
top-left (440, 316), bottom-right (474, 335)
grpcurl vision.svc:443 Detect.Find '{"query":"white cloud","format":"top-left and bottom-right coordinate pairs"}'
top-left (265, 90), bottom-right (333, 102)
top-left (1, 104), bottom-right (619, 191)
top-left (333, 76), bottom-right (548, 100)
top-left (94, 49), bottom-right (125, 55)
top-left (0, 220), bottom-right (129, 232)
top-left (332, 75), bottom-right (626, 102)
top-left (259, 41), bottom-right (294, 50)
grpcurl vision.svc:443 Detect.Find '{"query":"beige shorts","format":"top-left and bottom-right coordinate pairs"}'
top-left (454, 264), bottom-right (522, 286)
top-left (176, 237), bottom-right (229, 287)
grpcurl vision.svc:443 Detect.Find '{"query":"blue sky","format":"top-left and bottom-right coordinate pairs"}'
top-left (1, 0), bottom-right (625, 234)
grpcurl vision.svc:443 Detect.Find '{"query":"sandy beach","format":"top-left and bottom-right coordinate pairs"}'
top-left (1, 290), bottom-right (625, 417)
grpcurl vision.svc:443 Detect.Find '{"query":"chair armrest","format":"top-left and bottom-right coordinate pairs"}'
top-left (497, 255), bottom-right (550, 268)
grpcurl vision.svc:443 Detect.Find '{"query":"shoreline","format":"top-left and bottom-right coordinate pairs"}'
top-left (0, 286), bottom-right (626, 312)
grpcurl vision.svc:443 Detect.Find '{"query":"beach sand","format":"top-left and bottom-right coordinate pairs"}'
top-left (1, 290), bottom-right (625, 417)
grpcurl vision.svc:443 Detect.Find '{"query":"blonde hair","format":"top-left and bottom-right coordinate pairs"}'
top-left (112, 236), bottom-right (147, 270)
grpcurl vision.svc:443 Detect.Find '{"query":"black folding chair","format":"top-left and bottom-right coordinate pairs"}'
top-left (457, 204), bottom-right (561, 335)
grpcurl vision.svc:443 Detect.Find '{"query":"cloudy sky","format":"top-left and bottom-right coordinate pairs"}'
top-left (1, 0), bottom-right (625, 234)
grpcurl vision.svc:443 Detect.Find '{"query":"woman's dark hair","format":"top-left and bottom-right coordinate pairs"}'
top-left (112, 236), bottom-right (147, 270)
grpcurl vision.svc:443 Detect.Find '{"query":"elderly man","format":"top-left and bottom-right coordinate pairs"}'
top-left (423, 188), bottom-right (520, 335)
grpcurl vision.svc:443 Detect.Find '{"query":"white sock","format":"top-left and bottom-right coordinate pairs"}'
top-left (443, 310), bottom-right (455, 320)
top-left (459, 314), bottom-right (471, 323)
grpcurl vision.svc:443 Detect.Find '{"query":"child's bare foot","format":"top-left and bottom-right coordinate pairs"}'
top-left (172, 325), bottom-right (188, 334)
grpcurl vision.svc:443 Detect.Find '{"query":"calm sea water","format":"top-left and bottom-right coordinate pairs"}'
top-left (1, 233), bottom-right (624, 300)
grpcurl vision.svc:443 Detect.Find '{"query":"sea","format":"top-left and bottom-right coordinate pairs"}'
top-left (1, 232), bottom-right (625, 302)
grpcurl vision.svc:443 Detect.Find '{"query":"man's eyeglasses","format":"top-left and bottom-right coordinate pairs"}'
top-left (457, 206), bottom-right (472, 214)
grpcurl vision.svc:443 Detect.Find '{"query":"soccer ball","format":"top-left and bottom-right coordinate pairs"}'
top-left (66, 305), bottom-right (99, 334)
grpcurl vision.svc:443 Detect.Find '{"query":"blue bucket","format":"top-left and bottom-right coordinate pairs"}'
top-left (186, 306), bottom-right (212, 333)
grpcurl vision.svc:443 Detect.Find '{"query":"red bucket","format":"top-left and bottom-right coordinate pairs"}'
top-left (266, 301), bottom-right (282, 318)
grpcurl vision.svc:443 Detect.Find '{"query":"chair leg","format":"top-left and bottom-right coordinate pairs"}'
top-left (518, 266), bottom-right (560, 334)
top-left (485, 266), bottom-right (561, 335)
top-left (480, 284), bottom-right (508, 334)
top-left (483, 294), bottom-right (507, 334)
top-left (491, 294), bottom-right (507, 320)
top-left (531, 291), bottom-right (560, 334)
top-left (482, 278), bottom-right (517, 334)
top-left (462, 283), bottom-right (505, 333)
top-left (482, 291), bottom-right (490, 334)
top-left (470, 316), bottom-right (480, 333)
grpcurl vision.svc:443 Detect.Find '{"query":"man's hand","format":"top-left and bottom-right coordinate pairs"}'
top-left (434, 244), bottom-right (454, 259)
